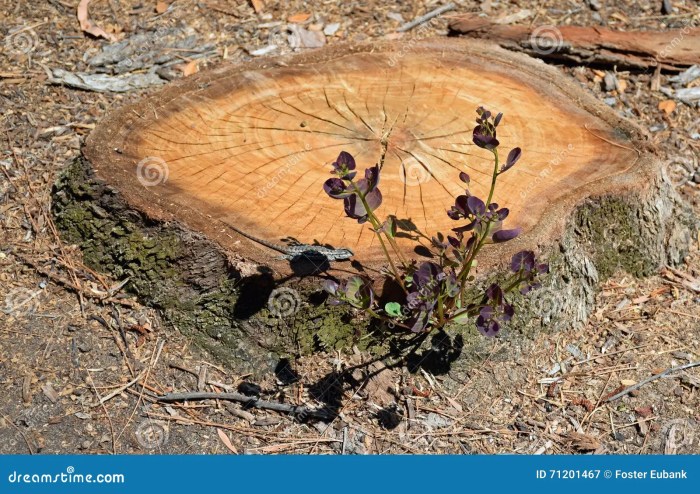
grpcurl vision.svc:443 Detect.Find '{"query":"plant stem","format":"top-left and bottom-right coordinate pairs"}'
top-left (437, 294), bottom-right (445, 325)
top-left (486, 148), bottom-right (499, 206)
top-left (352, 184), bottom-right (407, 292)
top-left (455, 149), bottom-right (501, 304)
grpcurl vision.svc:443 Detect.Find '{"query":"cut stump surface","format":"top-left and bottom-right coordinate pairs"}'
top-left (86, 38), bottom-right (646, 272)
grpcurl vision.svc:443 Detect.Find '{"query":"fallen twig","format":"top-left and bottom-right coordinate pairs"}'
top-left (95, 369), bottom-right (148, 406)
top-left (14, 253), bottom-right (136, 307)
top-left (397, 3), bottom-right (455, 32)
top-left (87, 370), bottom-right (118, 454)
top-left (157, 392), bottom-right (334, 421)
top-left (604, 361), bottom-right (700, 403)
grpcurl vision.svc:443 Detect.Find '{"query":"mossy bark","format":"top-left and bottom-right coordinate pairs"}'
top-left (52, 157), bottom-right (696, 377)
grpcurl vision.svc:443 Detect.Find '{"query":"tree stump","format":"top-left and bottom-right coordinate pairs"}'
top-left (53, 38), bottom-right (696, 375)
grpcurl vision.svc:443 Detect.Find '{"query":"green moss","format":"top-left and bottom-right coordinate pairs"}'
top-left (51, 159), bottom-right (377, 374)
top-left (574, 196), bottom-right (654, 278)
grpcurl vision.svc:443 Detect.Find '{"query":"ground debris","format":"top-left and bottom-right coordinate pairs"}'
top-left (87, 28), bottom-right (214, 74)
top-left (50, 69), bottom-right (165, 93)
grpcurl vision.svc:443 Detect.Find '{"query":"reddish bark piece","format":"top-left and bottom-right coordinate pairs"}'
top-left (448, 15), bottom-right (700, 70)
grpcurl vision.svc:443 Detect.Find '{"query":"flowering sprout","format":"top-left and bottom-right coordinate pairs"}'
top-left (321, 107), bottom-right (548, 337)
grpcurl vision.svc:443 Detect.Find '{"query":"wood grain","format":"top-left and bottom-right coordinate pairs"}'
top-left (85, 38), bottom-right (645, 270)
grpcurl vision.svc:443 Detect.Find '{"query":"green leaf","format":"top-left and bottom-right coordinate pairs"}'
top-left (382, 217), bottom-right (397, 238)
top-left (344, 276), bottom-right (364, 301)
top-left (451, 310), bottom-right (472, 324)
top-left (384, 302), bottom-right (402, 317)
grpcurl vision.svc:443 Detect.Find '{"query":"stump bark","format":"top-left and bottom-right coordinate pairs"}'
top-left (53, 38), bottom-right (696, 375)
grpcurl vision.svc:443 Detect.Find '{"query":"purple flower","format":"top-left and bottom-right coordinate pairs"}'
top-left (473, 125), bottom-right (500, 150)
top-left (332, 151), bottom-right (357, 180)
top-left (323, 178), bottom-right (350, 199)
top-left (492, 227), bottom-right (521, 243)
top-left (500, 147), bottom-right (521, 173)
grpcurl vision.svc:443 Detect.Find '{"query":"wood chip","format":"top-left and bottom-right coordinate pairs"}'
top-left (638, 419), bottom-right (648, 436)
top-left (178, 60), bottom-right (199, 77)
top-left (42, 383), bottom-right (59, 404)
top-left (249, 0), bottom-right (264, 13)
top-left (288, 13), bottom-right (311, 24)
top-left (197, 364), bottom-right (207, 391)
top-left (565, 431), bottom-right (601, 451)
top-left (635, 406), bottom-right (653, 418)
top-left (680, 375), bottom-right (700, 388)
top-left (658, 99), bottom-right (677, 114)
top-left (155, 1), bottom-right (168, 14)
top-left (22, 375), bottom-right (32, 404)
top-left (224, 402), bottom-right (255, 421)
top-left (609, 12), bottom-right (629, 24)
top-left (77, 0), bottom-right (118, 42)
